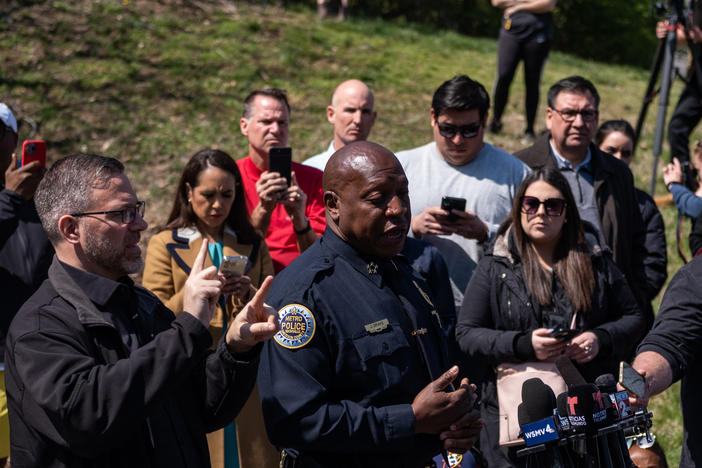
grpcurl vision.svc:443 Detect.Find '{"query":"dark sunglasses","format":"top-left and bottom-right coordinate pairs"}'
top-left (435, 121), bottom-right (482, 139)
top-left (520, 196), bottom-right (566, 216)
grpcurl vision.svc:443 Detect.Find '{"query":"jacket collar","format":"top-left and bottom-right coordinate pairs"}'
top-left (320, 227), bottom-right (409, 289)
top-left (524, 132), bottom-right (618, 178)
top-left (48, 256), bottom-right (116, 327)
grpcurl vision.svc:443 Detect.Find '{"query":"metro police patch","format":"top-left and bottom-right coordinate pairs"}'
top-left (274, 304), bottom-right (316, 349)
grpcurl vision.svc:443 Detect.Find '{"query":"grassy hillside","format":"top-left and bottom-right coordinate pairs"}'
top-left (0, 1), bottom-right (690, 463)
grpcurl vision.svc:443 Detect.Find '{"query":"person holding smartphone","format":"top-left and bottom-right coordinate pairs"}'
top-left (0, 103), bottom-right (53, 466)
top-left (456, 168), bottom-right (645, 467)
top-left (238, 88), bottom-right (326, 273)
top-left (143, 148), bottom-right (277, 468)
top-left (396, 76), bottom-right (529, 312)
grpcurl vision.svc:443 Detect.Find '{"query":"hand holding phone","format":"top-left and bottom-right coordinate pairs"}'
top-left (5, 152), bottom-right (45, 200)
top-left (21, 140), bottom-right (46, 170)
top-left (219, 255), bottom-right (251, 299)
top-left (440, 196), bottom-right (466, 222)
top-left (219, 255), bottom-right (248, 277)
top-left (619, 361), bottom-right (646, 399)
top-left (547, 328), bottom-right (580, 341)
top-left (269, 147), bottom-right (292, 186)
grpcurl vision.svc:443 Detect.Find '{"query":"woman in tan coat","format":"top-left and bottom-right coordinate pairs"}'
top-left (143, 148), bottom-right (278, 468)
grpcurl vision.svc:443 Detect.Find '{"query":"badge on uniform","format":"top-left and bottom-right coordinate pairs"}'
top-left (274, 304), bottom-right (316, 349)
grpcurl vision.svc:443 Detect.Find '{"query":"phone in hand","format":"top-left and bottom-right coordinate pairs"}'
top-left (269, 147), bottom-right (292, 186)
top-left (440, 196), bottom-right (466, 222)
top-left (21, 140), bottom-right (46, 170)
top-left (547, 328), bottom-right (580, 341)
top-left (219, 255), bottom-right (248, 277)
top-left (619, 361), bottom-right (646, 399)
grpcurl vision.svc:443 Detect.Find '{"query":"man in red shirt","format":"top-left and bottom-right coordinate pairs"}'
top-left (237, 88), bottom-right (325, 273)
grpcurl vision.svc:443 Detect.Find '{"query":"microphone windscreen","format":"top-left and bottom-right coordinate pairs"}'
top-left (518, 402), bottom-right (529, 426)
top-left (521, 378), bottom-right (557, 422)
top-left (587, 383), bottom-right (608, 426)
top-left (566, 384), bottom-right (594, 431)
top-left (556, 392), bottom-right (571, 430)
top-left (521, 377), bottom-right (545, 401)
top-left (595, 373), bottom-right (617, 393)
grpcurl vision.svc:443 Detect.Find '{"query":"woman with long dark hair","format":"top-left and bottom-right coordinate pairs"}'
top-left (143, 148), bottom-right (277, 468)
top-left (456, 167), bottom-right (645, 467)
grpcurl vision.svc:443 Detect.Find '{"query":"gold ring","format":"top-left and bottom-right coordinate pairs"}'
top-left (584, 345), bottom-right (592, 352)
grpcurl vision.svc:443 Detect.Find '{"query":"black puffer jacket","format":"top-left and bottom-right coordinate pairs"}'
top-left (457, 226), bottom-right (645, 382)
top-left (456, 226), bottom-right (645, 467)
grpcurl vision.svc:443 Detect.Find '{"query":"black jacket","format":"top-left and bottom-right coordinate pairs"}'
top-left (636, 188), bottom-right (667, 303)
top-left (0, 189), bottom-right (53, 355)
top-left (638, 256), bottom-right (702, 468)
top-left (5, 257), bottom-right (260, 468)
top-left (690, 210), bottom-right (702, 257)
top-left (456, 228), bottom-right (645, 467)
top-left (514, 135), bottom-right (648, 308)
top-left (456, 227), bottom-right (645, 381)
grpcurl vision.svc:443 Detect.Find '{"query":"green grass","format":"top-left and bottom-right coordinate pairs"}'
top-left (0, 1), bottom-right (692, 463)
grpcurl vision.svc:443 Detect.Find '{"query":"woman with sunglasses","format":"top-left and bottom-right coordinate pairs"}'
top-left (595, 120), bottom-right (667, 317)
top-left (456, 168), bottom-right (645, 467)
top-left (143, 148), bottom-right (278, 468)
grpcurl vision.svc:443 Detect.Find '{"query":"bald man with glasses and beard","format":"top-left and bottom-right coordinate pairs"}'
top-left (396, 75), bottom-right (529, 312)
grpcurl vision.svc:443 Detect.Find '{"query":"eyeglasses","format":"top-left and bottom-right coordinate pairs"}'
top-left (520, 196), bottom-right (566, 216)
top-left (71, 201), bottom-right (145, 224)
top-left (435, 121), bottom-right (482, 139)
top-left (551, 108), bottom-right (598, 123)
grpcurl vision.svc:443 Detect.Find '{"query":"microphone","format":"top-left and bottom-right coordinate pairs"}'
top-left (595, 374), bottom-right (637, 468)
top-left (517, 379), bottom-right (573, 467)
top-left (565, 384), bottom-right (602, 467)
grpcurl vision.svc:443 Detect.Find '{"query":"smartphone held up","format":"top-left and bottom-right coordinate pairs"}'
top-left (20, 140), bottom-right (46, 170)
top-left (269, 147), bottom-right (292, 186)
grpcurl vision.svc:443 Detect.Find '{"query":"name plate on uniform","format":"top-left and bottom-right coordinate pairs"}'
top-left (364, 319), bottom-right (389, 334)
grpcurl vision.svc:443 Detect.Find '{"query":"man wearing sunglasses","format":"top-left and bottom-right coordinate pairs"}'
top-left (515, 76), bottom-right (649, 321)
top-left (396, 75), bottom-right (529, 311)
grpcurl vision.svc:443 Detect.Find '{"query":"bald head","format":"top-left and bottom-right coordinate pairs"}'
top-left (332, 80), bottom-right (374, 107)
top-left (324, 141), bottom-right (394, 192)
top-left (323, 141), bottom-right (410, 258)
top-left (327, 80), bottom-right (377, 150)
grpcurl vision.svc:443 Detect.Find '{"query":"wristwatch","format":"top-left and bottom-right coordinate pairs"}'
top-left (294, 218), bottom-right (312, 235)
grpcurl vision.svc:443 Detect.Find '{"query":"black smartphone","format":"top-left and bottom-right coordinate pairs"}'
top-left (269, 147), bottom-right (292, 186)
top-left (440, 196), bottom-right (466, 222)
top-left (619, 361), bottom-right (646, 399)
top-left (547, 328), bottom-right (580, 341)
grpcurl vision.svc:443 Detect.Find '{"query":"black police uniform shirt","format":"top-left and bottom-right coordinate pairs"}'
top-left (258, 228), bottom-right (451, 467)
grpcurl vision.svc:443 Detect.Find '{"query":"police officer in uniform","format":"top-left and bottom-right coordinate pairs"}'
top-left (258, 142), bottom-right (482, 467)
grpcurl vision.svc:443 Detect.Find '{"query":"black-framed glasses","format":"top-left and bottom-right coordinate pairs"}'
top-left (71, 201), bottom-right (145, 224)
top-left (551, 108), bottom-right (598, 123)
top-left (520, 196), bottom-right (566, 216)
top-left (435, 120), bottom-right (482, 139)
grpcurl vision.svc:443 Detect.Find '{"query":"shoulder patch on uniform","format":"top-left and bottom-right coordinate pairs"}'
top-left (273, 304), bottom-right (316, 349)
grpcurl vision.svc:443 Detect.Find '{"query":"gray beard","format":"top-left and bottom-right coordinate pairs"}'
top-left (83, 233), bottom-right (143, 277)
